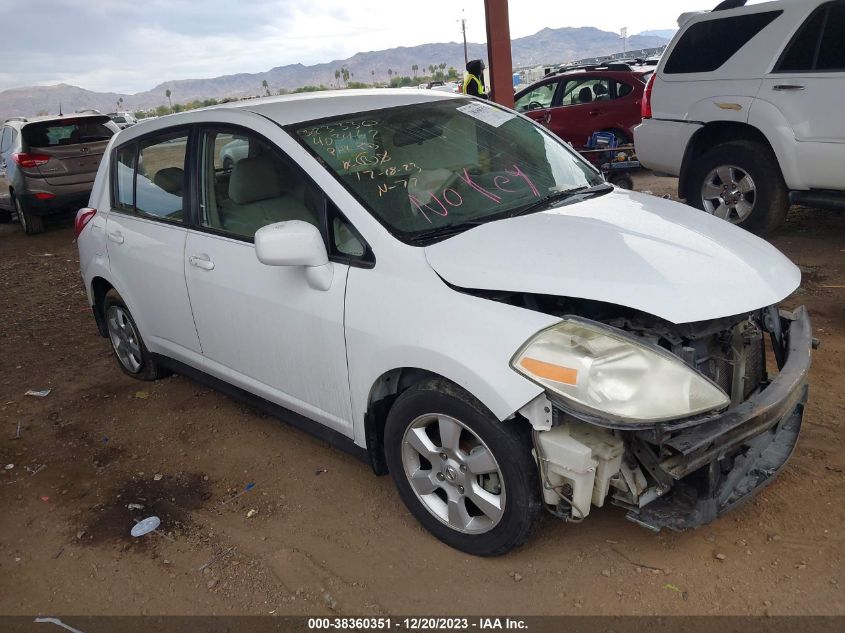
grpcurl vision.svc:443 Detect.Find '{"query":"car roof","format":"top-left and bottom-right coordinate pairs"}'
top-left (209, 89), bottom-right (461, 126)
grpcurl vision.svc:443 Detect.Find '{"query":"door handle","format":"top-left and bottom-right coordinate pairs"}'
top-left (107, 230), bottom-right (124, 244)
top-left (188, 253), bottom-right (215, 271)
top-left (772, 84), bottom-right (805, 91)
top-left (589, 110), bottom-right (600, 117)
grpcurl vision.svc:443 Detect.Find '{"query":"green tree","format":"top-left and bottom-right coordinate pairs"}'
top-left (447, 67), bottom-right (458, 80)
top-left (165, 88), bottom-right (172, 113)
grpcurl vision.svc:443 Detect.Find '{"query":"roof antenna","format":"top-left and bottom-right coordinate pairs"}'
top-left (59, 103), bottom-right (63, 116)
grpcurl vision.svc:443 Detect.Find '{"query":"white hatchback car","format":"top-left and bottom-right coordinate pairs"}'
top-left (77, 90), bottom-right (812, 555)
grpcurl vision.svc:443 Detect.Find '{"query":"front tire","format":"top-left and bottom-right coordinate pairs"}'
top-left (384, 379), bottom-right (540, 556)
top-left (687, 140), bottom-right (789, 235)
top-left (103, 289), bottom-right (169, 381)
top-left (15, 196), bottom-right (44, 235)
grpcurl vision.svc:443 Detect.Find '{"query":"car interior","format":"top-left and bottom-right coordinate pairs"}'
top-left (203, 132), bottom-right (319, 239)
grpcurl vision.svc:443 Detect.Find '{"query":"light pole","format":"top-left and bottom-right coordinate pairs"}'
top-left (458, 10), bottom-right (468, 67)
top-left (620, 27), bottom-right (628, 55)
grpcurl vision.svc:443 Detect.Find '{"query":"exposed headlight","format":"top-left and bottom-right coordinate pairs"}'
top-left (511, 318), bottom-right (729, 424)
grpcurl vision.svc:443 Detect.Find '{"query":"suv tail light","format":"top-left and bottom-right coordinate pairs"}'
top-left (642, 74), bottom-right (656, 119)
top-left (12, 152), bottom-right (51, 168)
top-left (75, 207), bottom-right (97, 238)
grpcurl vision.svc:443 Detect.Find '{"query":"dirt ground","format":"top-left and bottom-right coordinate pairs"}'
top-left (1, 173), bottom-right (843, 616)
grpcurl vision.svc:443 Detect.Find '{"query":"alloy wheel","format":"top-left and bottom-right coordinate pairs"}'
top-left (107, 305), bottom-right (143, 373)
top-left (15, 198), bottom-right (27, 233)
top-left (700, 164), bottom-right (756, 223)
top-left (401, 413), bottom-right (506, 534)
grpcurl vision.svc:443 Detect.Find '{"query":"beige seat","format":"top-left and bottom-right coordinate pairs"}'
top-left (220, 155), bottom-right (316, 237)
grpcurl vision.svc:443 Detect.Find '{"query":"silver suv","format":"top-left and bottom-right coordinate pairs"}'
top-left (0, 113), bottom-right (119, 234)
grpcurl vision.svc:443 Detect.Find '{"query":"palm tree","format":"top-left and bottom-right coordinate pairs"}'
top-left (371, 69), bottom-right (375, 85)
top-left (334, 69), bottom-right (341, 87)
top-left (388, 68), bottom-right (393, 81)
top-left (116, 97), bottom-right (124, 111)
top-left (165, 89), bottom-right (172, 113)
top-left (262, 79), bottom-right (270, 96)
top-left (412, 64), bottom-right (418, 77)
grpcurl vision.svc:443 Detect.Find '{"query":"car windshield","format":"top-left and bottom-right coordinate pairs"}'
top-left (290, 98), bottom-right (604, 241)
top-left (23, 117), bottom-right (115, 147)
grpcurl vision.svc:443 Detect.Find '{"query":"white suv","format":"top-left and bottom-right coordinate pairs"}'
top-left (76, 90), bottom-right (812, 555)
top-left (635, 0), bottom-right (845, 234)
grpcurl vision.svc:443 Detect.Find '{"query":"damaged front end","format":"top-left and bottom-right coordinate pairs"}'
top-left (515, 302), bottom-right (813, 531)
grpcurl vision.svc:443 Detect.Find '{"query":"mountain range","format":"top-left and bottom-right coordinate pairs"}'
top-left (0, 27), bottom-right (671, 121)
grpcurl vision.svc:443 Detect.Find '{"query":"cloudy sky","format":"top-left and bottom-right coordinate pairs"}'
top-left (0, 0), bottom-right (707, 94)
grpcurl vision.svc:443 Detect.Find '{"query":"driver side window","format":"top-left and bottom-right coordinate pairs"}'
top-left (199, 128), bottom-right (321, 240)
top-left (514, 82), bottom-right (558, 112)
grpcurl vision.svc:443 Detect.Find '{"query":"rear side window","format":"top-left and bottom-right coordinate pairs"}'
top-left (776, 1), bottom-right (845, 72)
top-left (112, 130), bottom-right (188, 223)
top-left (22, 117), bottom-right (114, 147)
top-left (665, 11), bottom-right (783, 74)
top-left (0, 127), bottom-right (9, 153)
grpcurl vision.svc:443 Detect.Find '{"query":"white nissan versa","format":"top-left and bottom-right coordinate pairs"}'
top-left (76, 90), bottom-right (813, 555)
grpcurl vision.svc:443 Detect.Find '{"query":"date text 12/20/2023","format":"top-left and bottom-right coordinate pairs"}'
top-left (307, 617), bottom-right (528, 630)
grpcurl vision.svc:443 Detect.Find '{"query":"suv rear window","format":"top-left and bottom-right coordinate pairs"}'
top-left (22, 117), bottom-right (114, 148)
top-left (665, 11), bottom-right (782, 74)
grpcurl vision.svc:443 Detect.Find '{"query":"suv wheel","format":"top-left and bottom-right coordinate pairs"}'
top-left (103, 289), bottom-right (169, 380)
top-left (384, 379), bottom-right (540, 556)
top-left (15, 196), bottom-right (45, 235)
top-left (688, 141), bottom-right (789, 235)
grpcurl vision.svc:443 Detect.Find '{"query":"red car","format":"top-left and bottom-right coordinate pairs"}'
top-left (514, 64), bottom-right (649, 147)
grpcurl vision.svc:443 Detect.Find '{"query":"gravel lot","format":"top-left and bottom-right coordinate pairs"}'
top-left (1, 174), bottom-right (843, 616)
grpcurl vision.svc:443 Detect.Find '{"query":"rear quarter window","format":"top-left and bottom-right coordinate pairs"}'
top-left (665, 10), bottom-right (783, 74)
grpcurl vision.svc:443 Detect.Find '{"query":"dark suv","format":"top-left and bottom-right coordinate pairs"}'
top-left (514, 64), bottom-right (649, 147)
top-left (0, 114), bottom-right (119, 234)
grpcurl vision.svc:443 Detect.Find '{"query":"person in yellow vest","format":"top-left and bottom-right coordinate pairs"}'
top-left (463, 59), bottom-right (488, 99)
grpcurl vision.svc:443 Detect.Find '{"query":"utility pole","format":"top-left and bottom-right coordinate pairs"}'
top-left (620, 27), bottom-right (628, 55)
top-left (459, 10), bottom-right (468, 67)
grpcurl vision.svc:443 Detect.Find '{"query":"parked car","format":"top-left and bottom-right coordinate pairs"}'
top-left (77, 90), bottom-right (811, 555)
top-left (514, 64), bottom-right (648, 146)
top-left (0, 113), bottom-right (119, 233)
top-left (218, 137), bottom-right (250, 170)
top-left (635, 0), bottom-right (845, 234)
top-left (108, 112), bottom-right (137, 129)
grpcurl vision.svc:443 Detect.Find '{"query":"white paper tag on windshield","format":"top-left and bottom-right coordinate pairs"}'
top-left (456, 102), bottom-right (515, 128)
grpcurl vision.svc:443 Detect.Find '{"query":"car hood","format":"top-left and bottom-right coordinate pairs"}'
top-left (424, 189), bottom-right (800, 324)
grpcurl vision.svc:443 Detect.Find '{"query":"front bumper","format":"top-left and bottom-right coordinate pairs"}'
top-left (625, 306), bottom-right (812, 532)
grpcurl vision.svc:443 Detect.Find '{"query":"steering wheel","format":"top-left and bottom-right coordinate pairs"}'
top-left (528, 101), bottom-right (544, 111)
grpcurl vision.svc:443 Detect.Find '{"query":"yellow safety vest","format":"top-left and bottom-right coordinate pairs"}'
top-left (462, 74), bottom-right (485, 96)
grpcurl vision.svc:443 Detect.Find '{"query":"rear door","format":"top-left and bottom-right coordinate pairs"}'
top-left (763, 0), bottom-right (845, 189)
top-left (104, 128), bottom-right (202, 364)
top-left (552, 76), bottom-right (615, 146)
top-left (21, 116), bottom-right (116, 186)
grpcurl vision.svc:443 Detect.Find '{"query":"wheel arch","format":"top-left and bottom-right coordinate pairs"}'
top-left (363, 367), bottom-right (511, 476)
top-left (678, 122), bottom-right (781, 200)
top-left (90, 276), bottom-right (116, 337)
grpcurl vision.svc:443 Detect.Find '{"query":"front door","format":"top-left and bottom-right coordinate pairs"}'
top-left (183, 125), bottom-right (353, 435)
top-left (105, 128), bottom-right (203, 363)
top-left (762, 0), bottom-right (845, 189)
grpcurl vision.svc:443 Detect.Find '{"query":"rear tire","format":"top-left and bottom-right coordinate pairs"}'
top-left (687, 140), bottom-right (789, 235)
top-left (15, 196), bottom-right (44, 235)
top-left (384, 379), bottom-right (540, 556)
top-left (103, 289), bottom-right (170, 381)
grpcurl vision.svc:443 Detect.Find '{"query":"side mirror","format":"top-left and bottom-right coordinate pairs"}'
top-left (255, 221), bottom-right (333, 290)
top-left (255, 221), bottom-right (328, 267)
